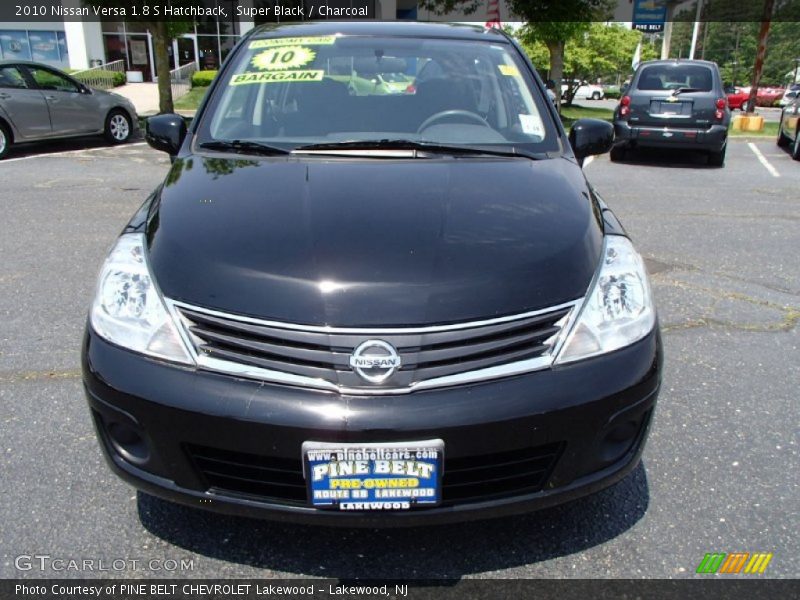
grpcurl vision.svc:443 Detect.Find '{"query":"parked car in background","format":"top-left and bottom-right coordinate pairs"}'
top-left (778, 89), bottom-right (798, 107)
top-left (777, 92), bottom-right (800, 159)
top-left (613, 59), bottom-right (730, 166)
top-left (562, 80), bottom-right (604, 100)
top-left (0, 60), bottom-right (138, 159)
top-left (726, 86), bottom-right (749, 110)
top-left (726, 85), bottom-right (786, 111)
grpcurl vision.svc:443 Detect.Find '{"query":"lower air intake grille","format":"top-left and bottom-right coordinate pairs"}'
top-left (186, 442), bottom-right (565, 507)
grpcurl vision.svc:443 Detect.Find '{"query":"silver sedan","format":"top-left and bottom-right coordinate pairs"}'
top-left (0, 60), bottom-right (139, 159)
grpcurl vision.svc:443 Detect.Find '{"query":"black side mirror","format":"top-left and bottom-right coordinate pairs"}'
top-left (569, 118), bottom-right (614, 166)
top-left (146, 114), bottom-right (187, 156)
top-left (80, 84), bottom-right (92, 94)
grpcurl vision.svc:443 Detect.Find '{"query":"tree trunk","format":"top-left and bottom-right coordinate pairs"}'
top-left (546, 39), bottom-right (565, 113)
top-left (745, 0), bottom-right (775, 114)
top-left (152, 21), bottom-right (174, 114)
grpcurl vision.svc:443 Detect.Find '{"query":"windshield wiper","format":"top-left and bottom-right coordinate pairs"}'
top-left (199, 140), bottom-right (290, 156)
top-left (293, 139), bottom-right (541, 159)
top-left (671, 87), bottom-right (702, 96)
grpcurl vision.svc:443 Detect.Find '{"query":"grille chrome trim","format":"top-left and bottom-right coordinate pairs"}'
top-left (166, 298), bottom-right (582, 395)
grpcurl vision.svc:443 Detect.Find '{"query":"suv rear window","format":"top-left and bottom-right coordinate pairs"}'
top-left (636, 65), bottom-right (713, 92)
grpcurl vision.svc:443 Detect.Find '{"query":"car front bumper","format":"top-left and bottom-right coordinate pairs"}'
top-left (614, 121), bottom-right (727, 152)
top-left (82, 325), bottom-right (663, 527)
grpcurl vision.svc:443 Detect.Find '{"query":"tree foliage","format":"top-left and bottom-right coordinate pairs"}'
top-left (422, 0), bottom-right (614, 108)
top-left (514, 23), bottom-right (656, 105)
top-left (670, 0), bottom-right (799, 86)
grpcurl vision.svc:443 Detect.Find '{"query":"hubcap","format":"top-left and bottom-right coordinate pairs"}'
top-left (0, 128), bottom-right (6, 154)
top-left (110, 115), bottom-right (129, 141)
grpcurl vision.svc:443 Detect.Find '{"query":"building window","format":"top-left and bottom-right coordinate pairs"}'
top-left (0, 30), bottom-right (68, 66)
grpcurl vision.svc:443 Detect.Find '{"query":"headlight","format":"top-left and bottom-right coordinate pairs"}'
top-left (90, 233), bottom-right (193, 364)
top-left (555, 235), bottom-right (655, 364)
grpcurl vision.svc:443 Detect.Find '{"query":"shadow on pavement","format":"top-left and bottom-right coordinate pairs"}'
top-left (137, 461), bottom-right (649, 578)
top-left (5, 135), bottom-right (143, 160)
top-left (613, 147), bottom-right (720, 169)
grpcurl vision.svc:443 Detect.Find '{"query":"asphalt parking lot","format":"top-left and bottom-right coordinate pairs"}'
top-left (0, 138), bottom-right (798, 580)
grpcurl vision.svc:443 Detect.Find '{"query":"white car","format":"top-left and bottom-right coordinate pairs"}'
top-left (561, 81), bottom-right (605, 100)
top-left (779, 89), bottom-right (798, 107)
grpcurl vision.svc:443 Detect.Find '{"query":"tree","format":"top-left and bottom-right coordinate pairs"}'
top-left (518, 22), bottom-right (589, 108)
top-left (561, 23), bottom-right (654, 104)
top-left (422, 0), bottom-right (615, 109)
top-left (744, 0), bottom-right (776, 113)
top-left (82, 1), bottom-right (192, 114)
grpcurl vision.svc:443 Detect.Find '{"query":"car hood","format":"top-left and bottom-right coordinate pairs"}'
top-left (146, 154), bottom-right (603, 326)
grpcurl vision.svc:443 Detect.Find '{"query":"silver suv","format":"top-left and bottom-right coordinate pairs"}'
top-left (612, 59), bottom-right (730, 166)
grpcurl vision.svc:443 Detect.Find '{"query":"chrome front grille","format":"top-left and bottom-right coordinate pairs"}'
top-left (169, 299), bottom-right (579, 394)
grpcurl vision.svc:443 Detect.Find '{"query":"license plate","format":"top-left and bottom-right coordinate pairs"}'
top-left (302, 440), bottom-right (443, 511)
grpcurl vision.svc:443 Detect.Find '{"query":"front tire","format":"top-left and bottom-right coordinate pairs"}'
top-left (0, 121), bottom-right (11, 160)
top-left (592, 91), bottom-right (601, 100)
top-left (777, 116), bottom-right (790, 147)
top-left (104, 109), bottom-right (132, 144)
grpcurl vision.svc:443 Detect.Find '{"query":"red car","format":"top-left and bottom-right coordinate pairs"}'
top-left (726, 86), bottom-right (785, 110)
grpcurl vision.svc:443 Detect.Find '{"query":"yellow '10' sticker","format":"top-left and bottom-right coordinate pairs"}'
top-left (251, 46), bottom-right (316, 71)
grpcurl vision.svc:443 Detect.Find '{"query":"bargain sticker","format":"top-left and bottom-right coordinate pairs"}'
top-left (229, 70), bottom-right (325, 85)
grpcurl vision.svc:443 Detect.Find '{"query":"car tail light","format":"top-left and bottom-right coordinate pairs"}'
top-left (620, 95), bottom-right (631, 118)
top-left (715, 97), bottom-right (726, 121)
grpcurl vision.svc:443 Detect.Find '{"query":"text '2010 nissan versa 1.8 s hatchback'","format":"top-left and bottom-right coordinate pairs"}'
top-left (82, 22), bottom-right (663, 526)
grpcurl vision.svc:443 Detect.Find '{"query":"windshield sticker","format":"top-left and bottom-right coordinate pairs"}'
top-left (251, 47), bottom-right (316, 71)
top-left (519, 114), bottom-right (545, 137)
top-left (498, 64), bottom-right (521, 77)
top-left (230, 70), bottom-right (325, 85)
top-left (249, 36), bottom-right (337, 50)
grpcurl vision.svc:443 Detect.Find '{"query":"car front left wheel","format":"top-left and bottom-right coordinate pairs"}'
top-left (0, 121), bottom-right (11, 160)
top-left (777, 116), bottom-right (790, 147)
top-left (793, 129), bottom-right (800, 161)
top-left (105, 109), bottom-right (132, 144)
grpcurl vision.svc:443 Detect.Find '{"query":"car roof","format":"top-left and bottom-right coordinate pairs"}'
top-left (0, 59), bottom-right (61, 68)
top-left (250, 21), bottom-right (509, 42)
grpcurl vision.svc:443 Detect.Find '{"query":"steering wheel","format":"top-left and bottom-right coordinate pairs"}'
top-left (417, 109), bottom-right (488, 133)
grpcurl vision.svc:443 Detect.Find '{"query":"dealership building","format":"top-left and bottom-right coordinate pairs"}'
top-left (0, 0), bottom-right (509, 80)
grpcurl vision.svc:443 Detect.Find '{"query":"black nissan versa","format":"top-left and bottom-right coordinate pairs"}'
top-left (82, 22), bottom-right (663, 526)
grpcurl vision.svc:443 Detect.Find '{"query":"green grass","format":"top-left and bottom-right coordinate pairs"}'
top-left (559, 105), bottom-right (614, 128)
top-left (174, 87), bottom-right (207, 111)
top-left (729, 120), bottom-right (779, 138)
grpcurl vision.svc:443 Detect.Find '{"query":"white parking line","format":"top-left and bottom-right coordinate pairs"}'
top-left (0, 142), bottom-right (146, 164)
top-left (747, 142), bottom-right (780, 178)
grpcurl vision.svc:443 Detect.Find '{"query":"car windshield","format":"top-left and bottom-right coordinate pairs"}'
top-left (636, 64), bottom-right (714, 92)
top-left (196, 34), bottom-right (557, 154)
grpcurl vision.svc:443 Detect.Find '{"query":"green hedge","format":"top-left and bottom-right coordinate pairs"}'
top-left (603, 86), bottom-right (621, 100)
top-left (192, 70), bottom-right (218, 88)
top-left (73, 69), bottom-right (126, 87)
